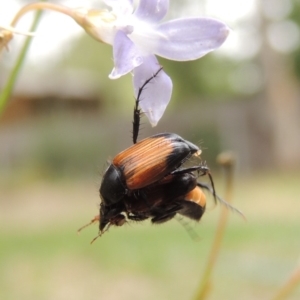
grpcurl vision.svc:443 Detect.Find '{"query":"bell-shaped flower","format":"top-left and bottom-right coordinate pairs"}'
top-left (8, 0), bottom-right (229, 125)
top-left (69, 0), bottom-right (230, 125)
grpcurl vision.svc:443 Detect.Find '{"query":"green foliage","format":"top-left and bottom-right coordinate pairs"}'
top-left (160, 55), bottom-right (235, 102)
top-left (7, 115), bottom-right (113, 179)
top-left (289, 0), bottom-right (300, 79)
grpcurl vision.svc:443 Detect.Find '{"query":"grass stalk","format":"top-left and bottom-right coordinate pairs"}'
top-left (0, 1), bottom-right (46, 117)
top-left (194, 152), bottom-right (236, 300)
top-left (271, 262), bottom-right (300, 300)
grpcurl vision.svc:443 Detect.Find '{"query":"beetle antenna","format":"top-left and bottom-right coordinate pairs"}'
top-left (132, 95), bottom-right (142, 144)
top-left (132, 66), bottom-right (164, 144)
top-left (207, 171), bottom-right (217, 204)
top-left (176, 163), bottom-right (218, 204)
top-left (197, 182), bottom-right (246, 220)
top-left (194, 163), bottom-right (218, 204)
top-left (77, 215), bottom-right (100, 234)
top-left (90, 232), bottom-right (102, 244)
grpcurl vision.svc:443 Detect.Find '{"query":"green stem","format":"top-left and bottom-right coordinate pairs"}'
top-left (194, 152), bottom-right (235, 300)
top-left (0, 6), bottom-right (45, 117)
top-left (0, 1), bottom-right (80, 117)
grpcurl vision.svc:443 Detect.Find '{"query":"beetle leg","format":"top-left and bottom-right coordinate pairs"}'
top-left (197, 182), bottom-right (245, 219)
top-left (151, 212), bottom-right (177, 224)
top-left (151, 202), bottom-right (183, 224)
top-left (77, 215), bottom-right (100, 234)
top-left (171, 163), bottom-right (210, 176)
top-left (132, 67), bottom-right (163, 144)
top-left (90, 230), bottom-right (104, 244)
top-left (171, 166), bottom-right (203, 175)
top-left (171, 164), bottom-right (217, 203)
top-left (127, 214), bottom-right (149, 222)
top-left (132, 96), bottom-right (142, 144)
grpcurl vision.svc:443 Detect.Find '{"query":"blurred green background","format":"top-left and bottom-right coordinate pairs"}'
top-left (1, 0), bottom-right (300, 299)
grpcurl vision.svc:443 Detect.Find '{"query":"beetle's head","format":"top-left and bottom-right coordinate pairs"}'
top-left (100, 164), bottom-right (127, 205)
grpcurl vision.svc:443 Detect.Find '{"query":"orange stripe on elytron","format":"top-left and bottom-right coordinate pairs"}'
top-left (113, 136), bottom-right (173, 189)
top-left (185, 186), bottom-right (206, 208)
top-left (113, 136), bottom-right (168, 164)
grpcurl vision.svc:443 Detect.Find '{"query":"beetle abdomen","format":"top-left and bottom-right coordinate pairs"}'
top-left (178, 186), bottom-right (206, 221)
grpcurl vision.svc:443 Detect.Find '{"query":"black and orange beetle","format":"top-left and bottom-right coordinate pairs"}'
top-left (78, 68), bottom-right (239, 241)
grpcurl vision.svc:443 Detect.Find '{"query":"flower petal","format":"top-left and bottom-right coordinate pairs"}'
top-left (134, 0), bottom-right (169, 23)
top-left (103, 0), bottom-right (134, 15)
top-left (133, 55), bottom-right (172, 126)
top-left (109, 30), bottom-right (143, 79)
top-left (152, 17), bottom-right (230, 61)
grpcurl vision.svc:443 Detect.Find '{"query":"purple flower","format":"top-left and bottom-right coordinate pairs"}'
top-left (74, 0), bottom-right (230, 125)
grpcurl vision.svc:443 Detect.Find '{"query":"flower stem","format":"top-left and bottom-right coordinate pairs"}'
top-left (10, 2), bottom-right (73, 27)
top-left (271, 262), bottom-right (300, 300)
top-left (194, 152), bottom-right (236, 300)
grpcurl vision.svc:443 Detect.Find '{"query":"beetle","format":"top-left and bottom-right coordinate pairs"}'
top-left (78, 68), bottom-right (240, 241)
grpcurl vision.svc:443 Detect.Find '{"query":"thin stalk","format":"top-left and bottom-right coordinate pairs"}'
top-left (10, 2), bottom-right (78, 27)
top-left (0, 3), bottom-right (47, 116)
top-left (194, 152), bottom-right (235, 300)
top-left (0, 1), bottom-right (82, 117)
top-left (271, 263), bottom-right (300, 300)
